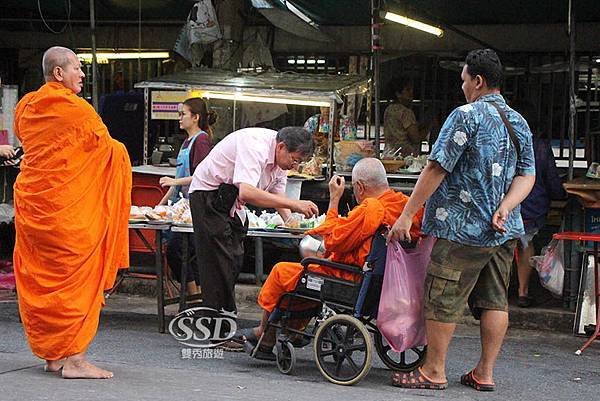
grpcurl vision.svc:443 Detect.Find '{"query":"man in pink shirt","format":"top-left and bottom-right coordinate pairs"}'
top-left (164, 126), bottom-right (318, 349)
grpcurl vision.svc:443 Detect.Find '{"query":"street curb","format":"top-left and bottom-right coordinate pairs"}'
top-left (0, 283), bottom-right (575, 334)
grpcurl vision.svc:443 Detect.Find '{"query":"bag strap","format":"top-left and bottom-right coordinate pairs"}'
top-left (487, 101), bottom-right (521, 160)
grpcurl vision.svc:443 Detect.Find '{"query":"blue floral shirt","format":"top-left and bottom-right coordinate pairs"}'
top-left (423, 94), bottom-right (536, 247)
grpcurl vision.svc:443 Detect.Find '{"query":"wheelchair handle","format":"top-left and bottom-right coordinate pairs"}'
top-left (300, 257), bottom-right (364, 275)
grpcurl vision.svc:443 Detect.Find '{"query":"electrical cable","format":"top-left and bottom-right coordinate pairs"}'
top-left (37, 0), bottom-right (71, 34)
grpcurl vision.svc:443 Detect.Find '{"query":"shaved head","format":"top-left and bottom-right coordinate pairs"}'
top-left (42, 46), bottom-right (77, 79)
top-left (352, 158), bottom-right (389, 190)
top-left (41, 46), bottom-right (85, 93)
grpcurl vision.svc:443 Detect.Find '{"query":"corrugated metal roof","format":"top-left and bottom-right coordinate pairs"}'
top-left (135, 68), bottom-right (370, 102)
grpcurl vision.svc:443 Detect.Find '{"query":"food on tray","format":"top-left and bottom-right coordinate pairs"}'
top-left (267, 213), bottom-right (285, 228)
top-left (301, 156), bottom-right (326, 177)
top-left (153, 205), bottom-right (172, 219)
top-left (381, 158), bottom-right (406, 173)
top-left (145, 211), bottom-right (162, 220)
top-left (246, 209), bottom-right (325, 230)
top-left (130, 205), bottom-right (152, 220)
top-left (171, 198), bottom-right (192, 225)
top-left (284, 213), bottom-right (303, 229)
top-left (287, 171), bottom-right (316, 180)
top-left (129, 199), bottom-right (190, 224)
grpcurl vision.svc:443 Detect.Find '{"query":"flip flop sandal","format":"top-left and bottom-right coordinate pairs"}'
top-left (211, 340), bottom-right (245, 352)
top-left (460, 370), bottom-right (496, 391)
top-left (391, 367), bottom-right (448, 390)
top-left (233, 328), bottom-right (276, 361)
top-left (249, 344), bottom-right (276, 362)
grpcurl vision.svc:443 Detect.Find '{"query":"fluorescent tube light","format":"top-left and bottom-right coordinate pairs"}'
top-left (383, 11), bottom-right (443, 37)
top-left (77, 51), bottom-right (170, 63)
top-left (188, 90), bottom-right (330, 107)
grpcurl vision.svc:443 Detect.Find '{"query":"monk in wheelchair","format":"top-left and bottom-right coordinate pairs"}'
top-left (236, 158), bottom-right (423, 360)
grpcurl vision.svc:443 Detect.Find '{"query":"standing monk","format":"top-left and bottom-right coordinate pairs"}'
top-left (13, 47), bottom-right (132, 379)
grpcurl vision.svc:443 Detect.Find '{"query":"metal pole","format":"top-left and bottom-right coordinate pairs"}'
top-left (568, 0), bottom-right (576, 181)
top-left (327, 100), bottom-right (337, 179)
top-left (371, 0), bottom-right (382, 158)
top-left (143, 88), bottom-right (149, 165)
top-left (138, 0), bottom-right (142, 83)
top-left (89, 0), bottom-right (99, 110)
top-left (232, 99), bottom-right (237, 131)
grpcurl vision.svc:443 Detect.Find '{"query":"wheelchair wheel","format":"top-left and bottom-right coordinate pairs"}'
top-left (276, 340), bottom-right (296, 375)
top-left (314, 314), bottom-right (372, 386)
top-left (373, 330), bottom-right (426, 372)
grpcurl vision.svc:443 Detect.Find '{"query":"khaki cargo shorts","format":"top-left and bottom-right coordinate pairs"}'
top-left (424, 238), bottom-right (517, 323)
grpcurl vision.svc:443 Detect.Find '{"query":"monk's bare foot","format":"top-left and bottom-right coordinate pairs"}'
top-left (44, 359), bottom-right (64, 373)
top-left (61, 357), bottom-right (113, 379)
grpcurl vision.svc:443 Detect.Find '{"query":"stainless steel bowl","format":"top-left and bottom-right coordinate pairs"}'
top-left (299, 235), bottom-right (326, 258)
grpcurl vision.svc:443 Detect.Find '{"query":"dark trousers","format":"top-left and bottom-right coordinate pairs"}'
top-left (189, 190), bottom-right (248, 313)
top-left (166, 232), bottom-right (199, 284)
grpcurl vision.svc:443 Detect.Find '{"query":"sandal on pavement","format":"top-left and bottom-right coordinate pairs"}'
top-left (232, 328), bottom-right (276, 361)
top-left (391, 367), bottom-right (448, 390)
top-left (460, 370), bottom-right (496, 391)
top-left (249, 343), bottom-right (276, 362)
top-left (211, 340), bottom-right (245, 352)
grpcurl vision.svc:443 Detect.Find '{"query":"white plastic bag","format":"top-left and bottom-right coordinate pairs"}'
top-left (530, 239), bottom-right (565, 296)
top-left (188, 0), bottom-right (222, 45)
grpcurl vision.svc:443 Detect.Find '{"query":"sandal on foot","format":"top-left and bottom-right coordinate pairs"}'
top-left (249, 343), bottom-right (276, 361)
top-left (233, 328), bottom-right (276, 361)
top-left (391, 367), bottom-right (448, 390)
top-left (460, 370), bottom-right (496, 391)
top-left (211, 340), bottom-right (245, 352)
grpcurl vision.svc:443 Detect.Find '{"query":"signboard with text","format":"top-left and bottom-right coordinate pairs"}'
top-left (151, 91), bottom-right (188, 120)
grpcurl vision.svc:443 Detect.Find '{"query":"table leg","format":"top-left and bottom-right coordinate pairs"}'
top-left (577, 241), bottom-right (600, 354)
top-left (179, 232), bottom-right (189, 312)
top-left (255, 237), bottom-right (263, 285)
top-left (155, 230), bottom-right (165, 333)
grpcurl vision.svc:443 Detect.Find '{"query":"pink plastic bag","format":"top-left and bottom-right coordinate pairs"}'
top-left (377, 236), bottom-right (435, 352)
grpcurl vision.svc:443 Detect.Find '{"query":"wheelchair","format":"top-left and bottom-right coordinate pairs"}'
top-left (253, 227), bottom-right (427, 386)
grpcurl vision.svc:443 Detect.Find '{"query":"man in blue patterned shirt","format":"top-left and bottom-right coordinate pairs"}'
top-left (389, 49), bottom-right (535, 391)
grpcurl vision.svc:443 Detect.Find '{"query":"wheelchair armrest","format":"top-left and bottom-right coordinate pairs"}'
top-left (300, 257), bottom-right (363, 275)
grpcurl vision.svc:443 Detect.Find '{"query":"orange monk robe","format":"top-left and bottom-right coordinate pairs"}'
top-left (13, 82), bottom-right (132, 361)
top-left (258, 189), bottom-right (423, 313)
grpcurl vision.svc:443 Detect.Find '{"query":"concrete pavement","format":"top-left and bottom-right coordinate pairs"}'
top-left (0, 294), bottom-right (599, 401)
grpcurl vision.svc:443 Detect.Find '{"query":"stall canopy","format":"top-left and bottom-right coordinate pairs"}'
top-left (135, 68), bottom-right (369, 106)
top-left (135, 68), bottom-right (370, 177)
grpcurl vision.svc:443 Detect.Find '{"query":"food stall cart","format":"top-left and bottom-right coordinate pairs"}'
top-left (128, 68), bottom-right (372, 283)
top-left (134, 68), bottom-right (371, 181)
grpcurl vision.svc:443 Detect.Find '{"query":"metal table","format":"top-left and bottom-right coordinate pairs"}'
top-left (126, 222), bottom-right (170, 333)
top-left (171, 224), bottom-right (303, 311)
top-left (564, 177), bottom-right (600, 208)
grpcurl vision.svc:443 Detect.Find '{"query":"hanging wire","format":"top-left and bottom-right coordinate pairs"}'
top-left (37, 0), bottom-right (72, 34)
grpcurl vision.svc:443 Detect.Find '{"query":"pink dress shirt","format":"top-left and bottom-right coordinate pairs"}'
top-left (189, 128), bottom-right (288, 217)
